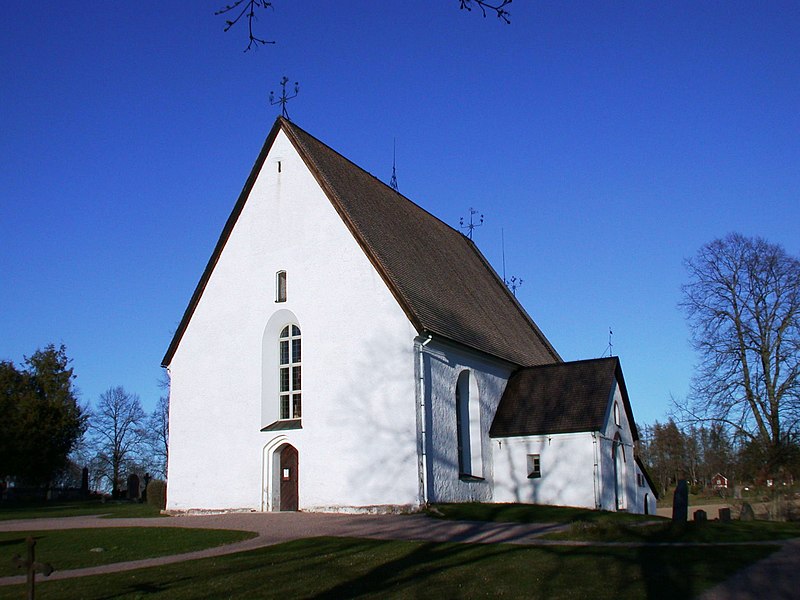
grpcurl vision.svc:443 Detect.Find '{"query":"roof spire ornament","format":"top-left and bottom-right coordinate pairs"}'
top-left (389, 139), bottom-right (399, 192)
top-left (501, 228), bottom-right (523, 295)
top-left (459, 207), bottom-right (484, 240)
top-left (602, 327), bottom-right (614, 357)
top-left (507, 276), bottom-right (524, 297)
top-left (269, 76), bottom-right (299, 120)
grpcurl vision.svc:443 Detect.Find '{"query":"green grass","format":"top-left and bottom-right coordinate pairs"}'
top-left (0, 528), bottom-right (255, 576)
top-left (427, 502), bottom-right (666, 525)
top-left (0, 536), bottom-right (778, 600)
top-left (0, 499), bottom-right (165, 520)
top-left (545, 518), bottom-right (800, 543)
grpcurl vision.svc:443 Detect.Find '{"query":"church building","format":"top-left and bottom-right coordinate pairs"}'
top-left (162, 117), bottom-right (657, 514)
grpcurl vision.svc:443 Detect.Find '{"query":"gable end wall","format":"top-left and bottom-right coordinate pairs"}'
top-left (167, 130), bottom-right (419, 511)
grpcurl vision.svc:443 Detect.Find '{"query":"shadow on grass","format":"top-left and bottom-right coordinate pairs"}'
top-left (16, 535), bottom-right (778, 600)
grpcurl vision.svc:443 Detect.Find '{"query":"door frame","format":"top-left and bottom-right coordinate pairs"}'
top-left (262, 435), bottom-right (298, 511)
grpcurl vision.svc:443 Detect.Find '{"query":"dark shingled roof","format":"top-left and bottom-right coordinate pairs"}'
top-left (490, 357), bottom-right (639, 439)
top-left (163, 117), bottom-right (560, 367)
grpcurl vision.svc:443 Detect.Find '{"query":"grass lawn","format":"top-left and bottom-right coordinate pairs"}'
top-left (427, 502), bottom-right (665, 525)
top-left (0, 499), bottom-right (165, 520)
top-left (544, 518), bottom-right (800, 544)
top-left (0, 528), bottom-right (255, 577)
top-left (0, 536), bottom-right (778, 600)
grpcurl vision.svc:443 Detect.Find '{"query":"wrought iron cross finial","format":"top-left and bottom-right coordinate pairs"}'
top-left (390, 138), bottom-right (399, 192)
top-left (507, 275), bottom-right (523, 297)
top-left (269, 76), bottom-right (299, 120)
top-left (603, 327), bottom-right (614, 357)
top-left (459, 207), bottom-right (484, 240)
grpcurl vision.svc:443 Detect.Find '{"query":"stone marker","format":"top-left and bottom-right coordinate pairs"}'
top-left (81, 467), bottom-right (89, 497)
top-left (672, 479), bottom-right (688, 523)
top-left (740, 502), bottom-right (755, 521)
top-left (127, 473), bottom-right (140, 500)
top-left (142, 473), bottom-right (151, 502)
top-left (694, 509), bottom-right (707, 522)
top-left (719, 507), bottom-right (732, 522)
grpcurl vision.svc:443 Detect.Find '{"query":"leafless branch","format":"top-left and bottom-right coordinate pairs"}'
top-left (459, 0), bottom-right (512, 24)
top-left (216, 0), bottom-right (276, 52)
top-left (217, 2), bottom-right (513, 53)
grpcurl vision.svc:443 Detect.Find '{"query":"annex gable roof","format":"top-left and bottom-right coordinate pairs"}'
top-left (162, 117), bottom-right (560, 368)
top-left (489, 357), bottom-right (639, 439)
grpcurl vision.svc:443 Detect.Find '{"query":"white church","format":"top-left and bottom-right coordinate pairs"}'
top-left (162, 117), bottom-right (657, 515)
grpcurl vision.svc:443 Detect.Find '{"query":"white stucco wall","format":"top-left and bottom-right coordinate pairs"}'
top-left (491, 376), bottom-right (654, 514)
top-left (492, 432), bottom-right (599, 508)
top-left (597, 381), bottom-right (653, 514)
top-left (167, 130), bottom-right (419, 512)
top-left (422, 340), bottom-right (514, 503)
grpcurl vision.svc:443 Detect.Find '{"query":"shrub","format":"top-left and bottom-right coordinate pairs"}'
top-left (146, 479), bottom-right (167, 510)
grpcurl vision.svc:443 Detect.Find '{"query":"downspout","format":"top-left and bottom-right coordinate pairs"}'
top-left (415, 334), bottom-right (433, 506)
top-left (592, 432), bottom-right (600, 510)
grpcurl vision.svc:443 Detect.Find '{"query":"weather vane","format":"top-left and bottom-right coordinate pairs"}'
top-left (507, 276), bottom-right (524, 297)
top-left (269, 76), bottom-right (299, 120)
top-left (459, 207), bottom-right (484, 240)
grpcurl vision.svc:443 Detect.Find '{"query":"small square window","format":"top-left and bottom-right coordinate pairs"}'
top-left (276, 271), bottom-right (287, 303)
top-left (527, 454), bottom-right (541, 479)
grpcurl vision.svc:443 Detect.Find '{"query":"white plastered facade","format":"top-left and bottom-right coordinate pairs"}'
top-left (491, 378), bottom-right (657, 512)
top-left (167, 130), bottom-right (420, 512)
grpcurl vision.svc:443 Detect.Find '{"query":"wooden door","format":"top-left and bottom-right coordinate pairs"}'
top-left (279, 445), bottom-right (299, 511)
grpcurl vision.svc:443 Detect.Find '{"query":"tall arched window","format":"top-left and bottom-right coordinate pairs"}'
top-left (279, 325), bottom-right (301, 419)
top-left (455, 370), bottom-right (483, 478)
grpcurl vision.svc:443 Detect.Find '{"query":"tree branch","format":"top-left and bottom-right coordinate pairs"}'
top-left (459, 0), bottom-right (512, 24)
top-left (216, 0), bottom-right (275, 52)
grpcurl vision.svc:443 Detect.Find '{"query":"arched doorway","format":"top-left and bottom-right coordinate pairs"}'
top-left (278, 444), bottom-right (298, 511)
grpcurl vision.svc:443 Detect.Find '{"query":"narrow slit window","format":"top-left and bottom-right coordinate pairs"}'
top-left (527, 454), bottom-right (541, 479)
top-left (276, 271), bottom-right (287, 303)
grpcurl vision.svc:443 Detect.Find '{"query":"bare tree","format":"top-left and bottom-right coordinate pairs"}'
top-left (217, 1), bottom-right (512, 52)
top-left (145, 394), bottom-right (169, 480)
top-left (679, 233), bottom-right (800, 475)
top-left (91, 387), bottom-right (146, 498)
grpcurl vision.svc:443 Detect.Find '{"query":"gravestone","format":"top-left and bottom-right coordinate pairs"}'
top-left (693, 509), bottom-right (707, 522)
top-left (719, 507), bottom-right (732, 522)
top-left (81, 467), bottom-right (89, 497)
top-left (672, 479), bottom-right (688, 523)
top-left (142, 473), bottom-right (151, 502)
top-left (740, 502), bottom-right (755, 521)
top-left (127, 474), bottom-right (140, 500)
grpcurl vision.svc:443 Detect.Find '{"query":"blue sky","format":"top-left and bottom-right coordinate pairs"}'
top-left (1, 1), bottom-right (798, 426)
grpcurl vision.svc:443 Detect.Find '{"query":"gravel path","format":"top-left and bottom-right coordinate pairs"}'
top-left (0, 512), bottom-right (566, 586)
